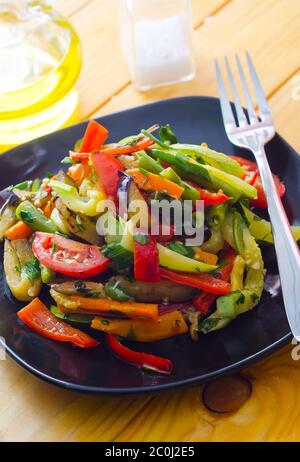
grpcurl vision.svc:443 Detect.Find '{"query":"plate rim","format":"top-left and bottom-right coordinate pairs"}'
top-left (0, 95), bottom-right (295, 394)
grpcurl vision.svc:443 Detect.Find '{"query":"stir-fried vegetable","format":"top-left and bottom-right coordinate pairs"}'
top-left (49, 180), bottom-right (105, 217)
top-left (50, 289), bottom-right (158, 322)
top-left (16, 200), bottom-right (58, 234)
top-left (107, 276), bottom-right (197, 303)
top-left (32, 232), bottom-right (109, 278)
top-left (4, 239), bottom-right (42, 302)
top-left (1, 120), bottom-right (288, 376)
top-left (92, 310), bottom-right (188, 342)
top-left (18, 298), bottom-right (99, 348)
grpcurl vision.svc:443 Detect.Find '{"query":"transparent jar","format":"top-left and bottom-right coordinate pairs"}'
top-left (120, 0), bottom-right (196, 91)
top-left (0, 1), bottom-right (82, 151)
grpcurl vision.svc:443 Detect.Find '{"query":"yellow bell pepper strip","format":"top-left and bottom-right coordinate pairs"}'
top-left (49, 180), bottom-right (105, 217)
top-left (4, 239), bottom-right (42, 302)
top-left (106, 333), bottom-right (173, 375)
top-left (51, 290), bottom-right (158, 322)
top-left (158, 244), bottom-right (217, 273)
top-left (91, 310), bottom-right (188, 342)
top-left (0, 206), bottom-right (17, 241)
top-left (126, 168), bottom-right (184, 200)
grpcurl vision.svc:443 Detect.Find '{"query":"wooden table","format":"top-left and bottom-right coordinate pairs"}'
top-left (1, 0), bottom-right (300, 442)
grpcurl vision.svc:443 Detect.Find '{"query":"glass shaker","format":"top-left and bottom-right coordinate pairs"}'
top-left (0, 0), bottom-right (82, 151)
top-left (120, 0), bottom-right (196, 91)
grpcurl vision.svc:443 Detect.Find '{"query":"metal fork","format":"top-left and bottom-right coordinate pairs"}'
top-left (215, 52), bottom-right (300, 341)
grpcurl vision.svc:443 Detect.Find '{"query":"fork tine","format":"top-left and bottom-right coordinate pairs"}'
top-left (235, 54), bottom-right (258, 124)
top-left (246, 52), bottom-right (272, 121)
top-left (224, 57), bottom-right (248, 126)
top-left (214, 59), bottom-right (236, 129)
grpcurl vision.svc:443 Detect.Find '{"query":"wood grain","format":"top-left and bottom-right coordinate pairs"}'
top-left (0, 0), bottom-right (300, 442)
top-left (116, 346), bottom-right (300, 442)
top-left (58, 0), bottom-right (231, 119)
top-left (92, 0), bottom-right (300, 139)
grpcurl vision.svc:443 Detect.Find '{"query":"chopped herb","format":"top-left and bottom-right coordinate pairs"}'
top-left (15, 264), bottom-right (21, 275)
top-left (105, 281), bottom-right (134, 302)
top-left (91, 169), bottom-right (98, 183)
top-left (74, 281), bottom-right (91, 295)
top-left (102, 243), bottom-right (133, 273)
top-left (19, 210), bottom-right (34, 224)
top-left (101, 319), bottom-right (110, 326)
top-left (51, 242), bottom-right (58, 254)
top-left (236, 293), bottom-right (246, 305)
top-left (77, 223), bottom-right (86, 232)
top-left (46, 172), bottom-right (55, 179)
top-left (199, 318), bottom-right (221, 334)
top-left (22, 258), bottom-right (40, 283)
top-left (251, 293), bottom-right (259, 303)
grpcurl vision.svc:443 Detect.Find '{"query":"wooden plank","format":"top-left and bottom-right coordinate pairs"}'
top-left (116, 345), bottom-right (300, 442)
top-left (269, 70), bottom-right (300, 151)
top-left (66, 0), bottom-right (230, 119)
top-left (0, 357), bottom-right (152, 442)
top-left (92, 0), bottom-right (300, 120)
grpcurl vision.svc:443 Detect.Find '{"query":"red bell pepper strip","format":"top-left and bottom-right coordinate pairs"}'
top-left (91, 152), bottom-right (124, 201)
top-left (160, 268), bottom-right (231, 295)
top-left (18, 298), bottom-right (99, 348)
top-left (106, 333), bottom-right (173, 375)
top-left (79, 120), bottom-right (109, 153)
top-left (134, 233), bottom-right (160, 282)
top-left (193, 249), bottom-right (236, 313)
top-left (187, 182), bottom-right (230, 206)
top-left (230, 155), bottom-right (286, 208)
top-left (199, 188), bottom-right (230, 205)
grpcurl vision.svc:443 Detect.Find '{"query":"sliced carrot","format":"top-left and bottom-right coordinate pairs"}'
top-left (194, 249), bottom-right (218, 266)
top-left (126, 169), bottom-right (184, 200)
top-left (91, 310), bottom-right (188, 342)
top-left (4, 221), bottom-right (33, 240)
top-left (62, 296), bottom-right (158, 322)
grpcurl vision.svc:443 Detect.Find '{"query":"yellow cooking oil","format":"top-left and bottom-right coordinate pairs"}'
top-left (0, 2), bottom-right (82, 152)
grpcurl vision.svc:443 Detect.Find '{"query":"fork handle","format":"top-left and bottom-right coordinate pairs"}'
top-left (253, 146), bottom-right (300, 340)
